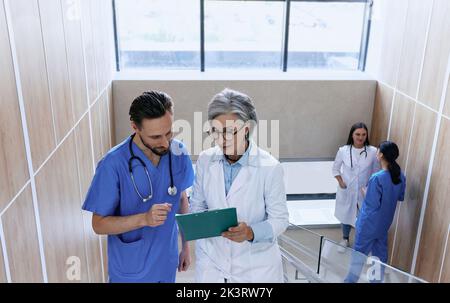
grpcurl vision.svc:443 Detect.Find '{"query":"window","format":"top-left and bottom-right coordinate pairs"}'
top-left (288, 2), bottom-right (366, 70)
top-left (115, 0), bottom-right (200, 70)
top-left (204, 1), bottom-right (284, 69)
top-left (113, 0), bottom-right (371, 72)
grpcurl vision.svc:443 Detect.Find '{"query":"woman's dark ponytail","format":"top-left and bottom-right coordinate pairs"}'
top-left (379, 141), bottom-right (402, 185)
top-left (387, 161), bottom-right (401, 185)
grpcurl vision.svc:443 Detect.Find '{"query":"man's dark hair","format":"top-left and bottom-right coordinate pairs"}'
top-left (129, 91), bottom-right (173, 127)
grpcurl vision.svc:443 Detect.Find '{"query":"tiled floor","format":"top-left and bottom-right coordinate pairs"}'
top-left (287, 200), bottom-right (340, 226)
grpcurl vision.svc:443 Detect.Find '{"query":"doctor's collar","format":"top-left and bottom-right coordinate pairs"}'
top-left (211, 140), bottom-right (259, 167)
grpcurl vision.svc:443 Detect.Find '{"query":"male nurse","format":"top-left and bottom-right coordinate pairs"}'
top-left (82, 91), bottom-right (194, 282)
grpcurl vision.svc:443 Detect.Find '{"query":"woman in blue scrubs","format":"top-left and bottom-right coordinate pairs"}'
top-left (82, 91), bottom-right (194, 282)
top-left (345, 141), bottom-right (406, 283)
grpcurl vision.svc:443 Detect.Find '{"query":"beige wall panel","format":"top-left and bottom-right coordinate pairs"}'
top-left (81, 211), bottom-right (103, 282)
top-left (74, 115), bottom-right (93, 202)
top-left (370, 83), bottom-right (393, 147)
top-left (108, 85), bottom-right (116, 146)
top-left (7, 0), bottom-right (56, 171)
top-left (92, 0), bottom-right (112, 92)
top-left (100, 92), bottom-right (111, 154)
top-left (392, 105), bottom-right (437, 272)
top-left (113, 80), bottom-right (376, 159)
top-left (80, 0), bottom-right (98, 104)
top-left (101, 235), bottom-right (108, 282)
top-left (2, 186), bottom-right (43, 282)
top-left (61, 0), bottom-right (89, 122)
top-left (91, 0), bottom-right (104, 93)
top-left (39, 0), bottom-right (74, 143)
top-left (35, 134), bottom-right (88, 282)
top-left (91, 99), bottom-right (104, 163)
top-left (418, 0), bottom-right (450, 110)
top-left (396, 0), bottom-right (433, 98)
top-left (388, 94), bottom-right (415, 168)
top-left (0, 1), bottom-right (29, 210)
top-left (444, 77), bottom-right (450, 117)
top-left (388, 207), bottom-right (400, 263)
top-left (416, 118), bottom-right (450, 282)
top-left (0, 236), bottom-right (6, 282)
top-left (370, 0), bottom-right (450, 280)
top-left (375, 0), bottom-right (409, 87)
top-left (440, 225), bottom-right (450, 282)
top-left (384, 91), bottom-right (410, 271)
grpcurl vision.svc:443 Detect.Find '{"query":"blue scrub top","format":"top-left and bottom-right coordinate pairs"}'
top-left (82, 136), bottom-right (194, 282)
top-left (356, 170), bottom-right (406, 239)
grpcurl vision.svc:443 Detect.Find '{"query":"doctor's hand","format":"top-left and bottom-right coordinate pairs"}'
top-left (144, 203), bottom-right (172, 227)
top-left (339, 181), bottom-right (347, 189)
top-left (222, 222), bottom-right (254, 243)
top-left (178, 243), bottom-right (191, 272)
top-left (335, 176), bottom-right (347, 189)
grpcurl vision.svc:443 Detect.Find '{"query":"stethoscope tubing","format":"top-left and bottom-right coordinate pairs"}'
top-left (128, 133), bottom-right (176, 202)
top-left (350, 144), bottom-right (368, 169)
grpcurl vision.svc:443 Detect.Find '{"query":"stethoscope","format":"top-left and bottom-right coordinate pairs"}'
top-left (349, 144), bottom-right (368, 169)
top-left (128, 133), bottom-right (177, 202)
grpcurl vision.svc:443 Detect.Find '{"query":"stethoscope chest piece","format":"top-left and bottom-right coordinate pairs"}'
top-left (168, 186), bottom-right (177, 196)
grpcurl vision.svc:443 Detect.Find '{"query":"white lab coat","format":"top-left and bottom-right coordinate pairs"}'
top-left (189, 142), bottom-right (289, 283)
top-left (332, 145), bottom-right (380, 226)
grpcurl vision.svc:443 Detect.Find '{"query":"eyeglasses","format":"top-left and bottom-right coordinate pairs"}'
top-left (206, 124), bottom-right (246, 141)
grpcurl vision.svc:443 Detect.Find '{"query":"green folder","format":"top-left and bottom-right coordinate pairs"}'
top-left (175, 207), bottom-right (238, 241)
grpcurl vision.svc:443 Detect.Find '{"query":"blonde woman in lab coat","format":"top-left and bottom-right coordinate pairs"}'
top-left (332, 122), bottom-right (380, 250)
top-left (189, 88), bottom-right (289, 283)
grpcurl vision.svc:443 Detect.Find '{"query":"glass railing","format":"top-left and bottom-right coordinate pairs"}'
top-left (279, 224), bottom-right (427, 283)
top-left (279, 224), bottom-right (325, 283)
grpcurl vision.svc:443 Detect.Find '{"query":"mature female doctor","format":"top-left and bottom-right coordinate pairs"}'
top-left (82, 91), bottom-right (194, 282)
top-left (189, 88), bottom-right (289, 283)
top-left (332, 122), bottom-right (379, 250)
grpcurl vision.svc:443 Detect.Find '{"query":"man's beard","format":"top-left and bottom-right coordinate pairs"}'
top-left (150, 146), bottom-right (169, 156)
top-left (139, 134), bottom-right (170, 156)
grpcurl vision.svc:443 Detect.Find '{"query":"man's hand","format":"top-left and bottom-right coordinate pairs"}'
top-left (144, 203), bottom-right (172, 227)
top-left (222, 222), bottom-right (254, 243)
top-left (178, 243), bottom-right (191, 272)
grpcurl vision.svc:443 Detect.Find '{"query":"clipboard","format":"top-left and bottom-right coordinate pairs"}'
top-left (175, 207), bottom-right (238, 241)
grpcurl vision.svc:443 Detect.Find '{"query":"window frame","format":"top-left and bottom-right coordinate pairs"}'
top-left (112, 0), bottom-right (373, 72)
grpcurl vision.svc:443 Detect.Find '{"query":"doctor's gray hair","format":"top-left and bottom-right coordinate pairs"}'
top-left (207, 88), bottom-right (258, 131)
